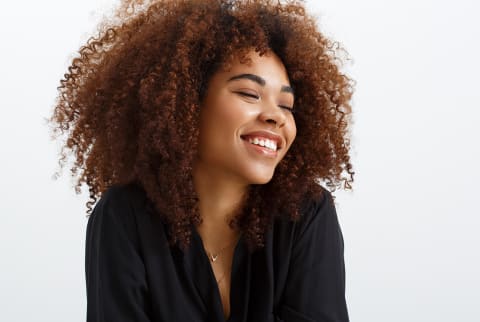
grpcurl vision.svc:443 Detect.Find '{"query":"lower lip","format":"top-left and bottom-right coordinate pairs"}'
top-left (243, 139), bottom-right (278, 159)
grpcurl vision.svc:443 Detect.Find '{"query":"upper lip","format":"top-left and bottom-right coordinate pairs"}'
top-left (240, 130), bottom-right (284, 149)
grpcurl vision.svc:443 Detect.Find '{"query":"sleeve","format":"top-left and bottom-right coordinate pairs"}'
top-left (278, 191), bottom-right (349, 322)
top-left (85, 187), bottom-right (152, 322)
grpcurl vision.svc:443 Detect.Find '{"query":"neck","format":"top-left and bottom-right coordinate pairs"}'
top-left (193, 161), bottom-right (247, 246)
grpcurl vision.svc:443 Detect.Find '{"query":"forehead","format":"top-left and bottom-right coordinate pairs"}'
top-left (219, 50), bottom-right (290, 85)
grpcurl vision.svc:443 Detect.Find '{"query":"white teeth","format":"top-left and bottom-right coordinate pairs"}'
top-left (247, 137), bottom-right (277, 151)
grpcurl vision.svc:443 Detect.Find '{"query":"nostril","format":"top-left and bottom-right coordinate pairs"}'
top-left (266, 119), bottom-right (277, 124)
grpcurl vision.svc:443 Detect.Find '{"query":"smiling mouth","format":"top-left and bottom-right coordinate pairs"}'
top-left (241, 136), bottom-right (279, 158)
top-left (240, 135), bottom-right (282, 151)
top-left (245, 137), bottom-right (277, 151)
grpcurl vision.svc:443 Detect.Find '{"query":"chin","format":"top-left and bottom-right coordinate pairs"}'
top-left (246, 170), bottom-right (275, 185)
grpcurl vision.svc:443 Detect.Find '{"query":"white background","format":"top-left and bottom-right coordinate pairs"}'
top-left (1, 0), bottom-right (479, 321)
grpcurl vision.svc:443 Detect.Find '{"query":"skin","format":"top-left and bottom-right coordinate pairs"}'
top-left (193, 49), bottom-right (296, 319)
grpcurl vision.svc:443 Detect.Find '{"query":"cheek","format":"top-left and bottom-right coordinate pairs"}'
top-left (287, 117), bottom-right (297, 143)
top-left (204, 95), bottom-right (238, 122)
top-left (199, 100), bottom-right (243, 145)
top-left (210, 103), bottom-right (252, 137)
top-left (215, 106), bottom-right (240, 124)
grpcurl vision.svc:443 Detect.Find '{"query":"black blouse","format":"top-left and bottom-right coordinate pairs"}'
top-left (85, 184), bottom-right (349, 322)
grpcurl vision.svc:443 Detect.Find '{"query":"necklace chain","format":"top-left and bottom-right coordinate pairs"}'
top-left (205, 238), bottom-right (238, 263)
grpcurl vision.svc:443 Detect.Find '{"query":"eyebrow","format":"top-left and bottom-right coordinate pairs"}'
top-left (227, 73), bottom-right (295, 96)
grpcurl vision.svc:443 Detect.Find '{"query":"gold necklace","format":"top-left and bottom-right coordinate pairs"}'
top-left (205, 239), bottom-right (238, 263)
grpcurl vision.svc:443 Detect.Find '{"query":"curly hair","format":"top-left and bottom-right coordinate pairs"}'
top-left (50, 0), bottom-right (354, 251)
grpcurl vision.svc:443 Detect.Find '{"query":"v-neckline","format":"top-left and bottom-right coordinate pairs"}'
top-left (188, 227), bottom-right (249, 322)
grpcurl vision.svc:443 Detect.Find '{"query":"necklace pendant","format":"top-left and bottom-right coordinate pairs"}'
top-left (210, 254), bottom-right (218, 262)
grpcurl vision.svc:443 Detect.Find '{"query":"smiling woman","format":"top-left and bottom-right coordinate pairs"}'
top-left (50, 0), bottom-right (354, 321)
top-left (197, 51), bottom-right (297, 186)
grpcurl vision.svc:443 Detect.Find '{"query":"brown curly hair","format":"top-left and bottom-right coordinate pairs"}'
top-left (50, 0), bottom-right (354, 251)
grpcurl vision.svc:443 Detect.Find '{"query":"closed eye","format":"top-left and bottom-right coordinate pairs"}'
top-left (235, 91), bottom-right (260, 100)
top-left (279, 105), bottom-right (294, 113)
top-left (235, 91), bottom-right (294, 113)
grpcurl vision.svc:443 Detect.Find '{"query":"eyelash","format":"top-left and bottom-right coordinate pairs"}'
top-left (279, 105), bottom-right (294, 112)
top-left (235, 91), bottom-right (294, 113)
top-left (237, 92), bottom-right (259, 100)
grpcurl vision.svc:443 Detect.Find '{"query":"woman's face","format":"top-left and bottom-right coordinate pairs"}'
top-left (196, 49), bottom-right (296, 185)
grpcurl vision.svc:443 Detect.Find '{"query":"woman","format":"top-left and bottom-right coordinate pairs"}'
top-left (51, 0), bottom-right (354, 321)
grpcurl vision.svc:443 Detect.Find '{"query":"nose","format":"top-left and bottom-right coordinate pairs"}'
top-left (258, 99), bottom-right (286, 128)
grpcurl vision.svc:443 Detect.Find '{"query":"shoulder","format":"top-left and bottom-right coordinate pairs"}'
top-left (271, 186), bottom-right (341, 254)
top-left (295, 187), bottom-right (338, 237)
top-left (91, 183), bottom-right (150, 222)
top-left (281, 186), bottom-right (345, 258)
top-left (87, 183), bottom-right (150, 244)
top-left (95, 183), bottom-right (148, 211)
